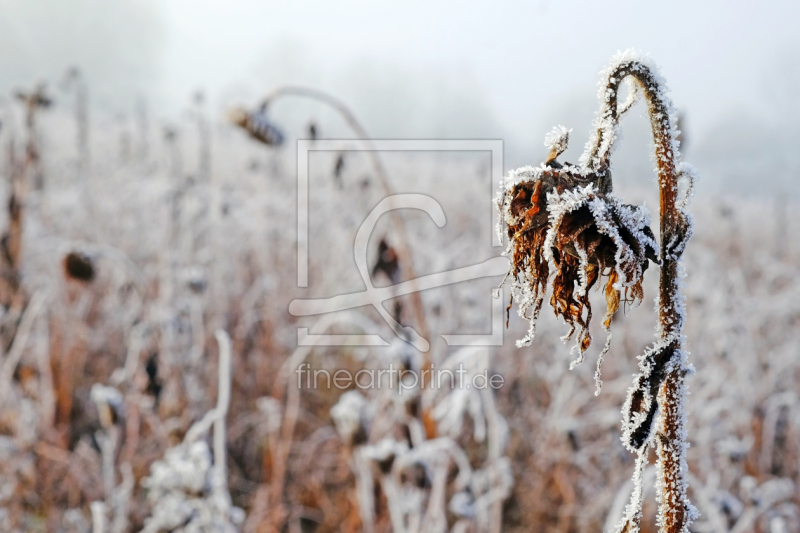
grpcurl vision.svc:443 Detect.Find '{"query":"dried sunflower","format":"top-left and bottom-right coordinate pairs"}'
top-left (499, 51), bottom-right (699, 533)
top-left (228, 106), bottom-right (284, 147)
top-left (63, 250), bottom-right (95, 282)
top-left (498, 125), bottom-right (658, 392)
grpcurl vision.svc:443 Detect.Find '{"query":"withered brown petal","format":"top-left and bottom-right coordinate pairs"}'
top-left (604, 271), bottom-right (620, 329)
top-left (576, 227), bottom-right (603, 262)
top-left (509, 187), bottom-right (529, 219)
top-left (558, 205), bottom-right (595, 244)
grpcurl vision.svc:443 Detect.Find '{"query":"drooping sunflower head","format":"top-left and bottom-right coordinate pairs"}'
top-left (228, 106), bottom-right (285, 147)
top-left (498, 126), bottom-right (658, 381)
top-left (63, 250), bottom-right (95, 283)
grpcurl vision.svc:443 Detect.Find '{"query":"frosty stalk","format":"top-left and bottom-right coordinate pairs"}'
top-left (497, 50), bottom-right (698, 532)
top-left (230, 85), bottom-right (430, 353)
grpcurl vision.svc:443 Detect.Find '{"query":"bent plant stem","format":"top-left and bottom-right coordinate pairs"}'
top-left (2, 86), bottom-right (49, 342)
top-left (5, 141), bottom-right (24, 312)
top-left (260, 86), bottom-right (431, 358)
top-left (597, 62), bottom-right (693, 532)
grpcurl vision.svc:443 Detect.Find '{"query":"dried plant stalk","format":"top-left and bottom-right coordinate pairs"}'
top-left (231, 86), bottom-right (431, 354)
top-left (596, 55), bottom-right (696, 533)
top-left (498, 50), bottom-right (698, 532)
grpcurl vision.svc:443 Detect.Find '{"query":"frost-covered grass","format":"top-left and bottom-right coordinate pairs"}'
top-left (0, 75), bottom-right (797, 533)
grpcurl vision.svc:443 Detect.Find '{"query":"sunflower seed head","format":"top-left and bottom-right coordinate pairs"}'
top-left (228, 106), bottom-right (284, 147)
top-left (500, 163), bottom-right (657, 357)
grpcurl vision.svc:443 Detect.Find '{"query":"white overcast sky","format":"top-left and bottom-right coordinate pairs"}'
top-left (156, 0), bottom-right (800, 138)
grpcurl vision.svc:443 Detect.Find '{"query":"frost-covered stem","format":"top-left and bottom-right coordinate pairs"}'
top-left (98, 427), bottom-right (118, 499)
top-left (6, 154), bottom-right (23, 288)
top-left (212, 329), bottom-right (232, 512)
top-left (353, 451), bottom-right (376, 533)
top-left (260, 86), bottom-right (431, 355)
top-left (182, 330), bottom-right (231, 442)
top-left (110, 462), bottom-right (134, 533)
top-left (380, 475), bottom-right (407, 533)
top-left (423, 463), bottom-right (448, 530)
top-left (36, 312), bottom-right (55, 430)
top-left (597, 59), bottom-right (694, 533)
top-left (2, 99), bottom-right (30, 313)
top-left (76, 78), bottom-right (89, 172)
top-left (111, 322), bottom-right (149, 386)
top-left (195, 94), bottom-right (210, 182)
top-left (656, 370), bottom-right (691, 533)
top-left (617, 446), bottom-right (650, 532)
top-left (91, 501), bottom-right (106, 533)
top-left (64, 68), bottom-right (90, 173)
top-left (0, 291), bottom-right (47, 403)
top-left (480, 371), bottom-right (504, 533)
top-left (190, 296), bottom-right (205, 364)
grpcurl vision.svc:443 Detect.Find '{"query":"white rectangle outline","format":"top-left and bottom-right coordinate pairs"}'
top-left (297, 139), bottom-right (504, 287)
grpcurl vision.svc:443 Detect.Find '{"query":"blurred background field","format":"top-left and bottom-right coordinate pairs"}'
top-left (0, 1), bottom-right (799, 532)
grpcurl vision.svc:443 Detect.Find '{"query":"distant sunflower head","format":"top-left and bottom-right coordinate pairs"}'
top-left (499, 126), bottom-right (658, 361)
top-left (228, 106), bottom-right (284, 147)
top-left (63, 251), bottom-right (95, 283)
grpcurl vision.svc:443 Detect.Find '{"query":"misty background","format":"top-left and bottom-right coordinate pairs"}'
top-left (2, 2), bottom-right (800, 531)
top-left (1, 0), bottom-right (799, 197)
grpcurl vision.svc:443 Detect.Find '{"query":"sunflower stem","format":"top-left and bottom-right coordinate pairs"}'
top-left (597, 57), bottom-right (695, 533)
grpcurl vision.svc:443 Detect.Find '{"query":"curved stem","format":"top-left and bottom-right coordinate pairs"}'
top-left (597, 59), bottom-right (694, 533)
top-left (63, 70), bottom-right (90, 173)
top-left (260, 86), bottom-right (396, 229)
top-left (261, 86), bottom-right (431, 356)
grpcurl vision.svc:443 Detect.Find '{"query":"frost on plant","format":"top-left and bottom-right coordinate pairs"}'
top-left (330, 389), bottom-right (373, 446)
top-left (498, 49), bottom-right (699, 533)
top-left (140, 330), bottom-right (244, 533)
top-left (498, 138), bottom-right (658, 376)
top-left (543, 125), bottom-right (571, 162)
top-left (325, 344), bottom-right (513, 533)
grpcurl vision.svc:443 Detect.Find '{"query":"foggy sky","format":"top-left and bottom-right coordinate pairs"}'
top-left (158, 0), bottom-right (800, 134)
top-left (1, 0), bottom-right (799, 194)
